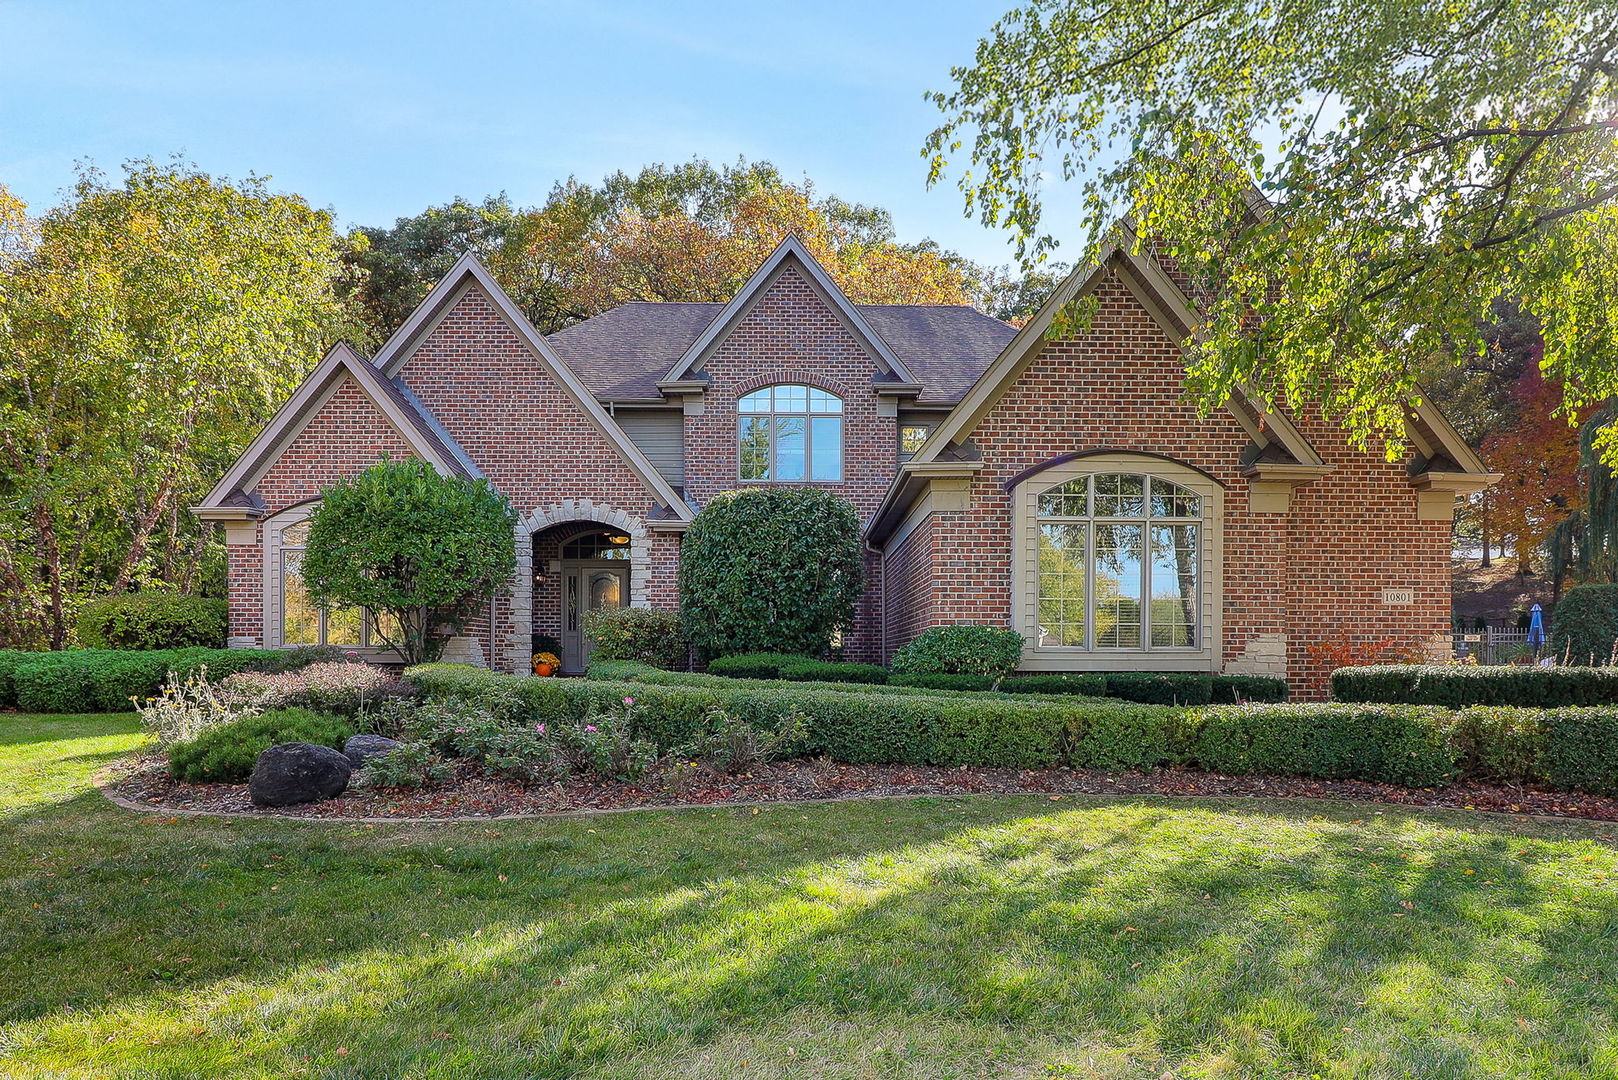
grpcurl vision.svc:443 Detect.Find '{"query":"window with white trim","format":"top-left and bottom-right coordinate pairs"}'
top-left (277, 520), bottom-right (399, 648)
top-left (738, 384), bottom-right (843, 482)
top-left (1034, 472), bottom-right (1203, 650)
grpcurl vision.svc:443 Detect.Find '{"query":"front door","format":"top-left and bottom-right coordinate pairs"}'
top-left (561, 564), bottom-right (628, 673)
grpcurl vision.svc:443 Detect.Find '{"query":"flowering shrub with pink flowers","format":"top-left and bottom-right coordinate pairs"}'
top-left (222, 661), bottom-right (411, 717)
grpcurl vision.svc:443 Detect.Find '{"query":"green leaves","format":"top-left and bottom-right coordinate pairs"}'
top-left (678, 488), bottom-right (864, 661)
top-left (928, 0), bottom-right (1618, 458)
top-left (300, 459), bottom-right (517, 665)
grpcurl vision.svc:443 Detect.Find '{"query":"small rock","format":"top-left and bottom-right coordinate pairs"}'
top-left (249, 742), bottom-right (352, 807)
top-left (343, 734), bottom-right (403, 768)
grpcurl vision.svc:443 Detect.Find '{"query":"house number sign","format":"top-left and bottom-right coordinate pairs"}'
top-left (1381, 588), bottom-right (1415, 605)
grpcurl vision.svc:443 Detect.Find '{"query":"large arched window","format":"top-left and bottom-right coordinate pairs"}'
top-left (737, 384), bottom-right (843, 482)
top-left (1013, 457), bottom-right (1221, 668)
top-left (272, 515), bottom-right (399, 649)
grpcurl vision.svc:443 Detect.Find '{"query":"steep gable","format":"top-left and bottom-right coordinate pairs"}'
top-left (253, 375), bottom-right (421, 512)
top-left (375, 255), bottom-right (690, 519)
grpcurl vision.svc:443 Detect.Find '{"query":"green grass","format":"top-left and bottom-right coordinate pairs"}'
top-left (2, 713), bottom-right (1617, 1078)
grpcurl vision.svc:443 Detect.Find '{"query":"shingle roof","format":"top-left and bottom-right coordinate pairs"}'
top-left (545, 301), bottom-right (1017, 405)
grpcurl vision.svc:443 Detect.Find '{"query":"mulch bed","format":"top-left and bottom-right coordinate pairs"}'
top-left (106, 752), bottom-right (1618, 824)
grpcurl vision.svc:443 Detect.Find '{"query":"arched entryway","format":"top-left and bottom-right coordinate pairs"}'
top-left (508, 502), bottom-right (650, 674)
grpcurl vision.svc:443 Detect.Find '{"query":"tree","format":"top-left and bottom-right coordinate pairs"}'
top-left (343, 194), bottom-right (517, 341)
top-left (926, 0), bottom-right (1618, 460)
top-left (678, 488), bottom-right (864, 659)
top-left (299, 459), bottom-right (517, 665)
top-left (1479, 364), bottom-right (1583, 574)
top-left (0, 160), bottom-right (354, 648)
top-left (489, 159), bottom-right (982, 332)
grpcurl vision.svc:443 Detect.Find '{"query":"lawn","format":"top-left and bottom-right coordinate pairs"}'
top-left (2, 714), bottom-right (1617, 1079)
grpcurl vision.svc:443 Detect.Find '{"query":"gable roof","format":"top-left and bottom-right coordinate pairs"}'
top-left (371, 253), bottom-right (693, 520)
top-left (867, 226), bottom-right (1493, 542)
top-left (546, 299), bottom-right (1016, 404)
top-left (195, 342), bottom-right (477, 514)
top-left (655, 234), bottom-right (922, 391)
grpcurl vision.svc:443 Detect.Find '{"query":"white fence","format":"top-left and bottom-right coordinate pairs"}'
top-left (1452, 626), bottom-right (1540, 665)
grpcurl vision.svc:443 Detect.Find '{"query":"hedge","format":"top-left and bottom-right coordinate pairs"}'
top-left (75, 593), bottom-right (227, 650)
top-left (1331, 665), bottom-right (1618, 707)
top-left (409, 665), bottom-right (1618, 796)
top-left (1195, 704), bottom-right (1458, 787)
top-left (409, 663), bottom-right (1162, 770)
top-left (1, 646), bottom-right (349, 713)
top-left (881, 670), bottom-right (1283, 704)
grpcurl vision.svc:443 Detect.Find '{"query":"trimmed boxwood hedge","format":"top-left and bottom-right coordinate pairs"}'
top-left (1331, 664), bottom-right (1618, 707)
top-left (75, 592), bottom-right (227, 650)
top-left (411, 665), bottom-right (1618, 796)
top-left (0, 646), bottom-right (348, 713)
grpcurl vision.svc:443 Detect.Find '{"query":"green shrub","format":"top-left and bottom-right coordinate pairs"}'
top-left (890, 672), bottom-right (1000, 692)
top-left (1332, 664), bottom-right (1618, 707)
top-left (1001, 673), bottom-right (1107, 697)
top-left (1210, 675), bottom-right (1289, 703)
top-left (1540, 708), bottom-right (1618, 795)
top-left (6, 646), bottom-right (350, 714)
top-left (1068, 704), bottom-right (1195, 770)
top-left (365, 742), bottom-right (453, 788)
top-left (0, 650), bottom-right (39, 708)
top-left (75, 593), bottom-right (227, 650)
top-left (1193, 704), bottom-right (1457, 787)
top-left (1447, 706), bottom-right (1545, 785)
top-left (1103, 672), bottom-right (1215, 705)
top-left (680, 707), bottom-right (808, 774)
top-left (775, 660), bottom-right (889, 684)
top-left (1550, 584), bottom-right (1618, 665)
top-left (166, 707), bottom-right (354, 783)
top-left (930, 698), bottom-right (1067, 768)
top-left (584, 608), bottom-right (688, 670)
top-left (679, 488), bottom-right (864, 659)
top-left (889, 624), bottom-right (1025, 677)
top-left (706, 653), bottom-right (814, 680)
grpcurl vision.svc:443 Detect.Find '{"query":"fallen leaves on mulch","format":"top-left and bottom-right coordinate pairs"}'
top-left (107, 752), bottom-right (1618, 823)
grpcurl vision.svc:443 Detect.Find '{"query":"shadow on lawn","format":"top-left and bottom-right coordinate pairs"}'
top-left (4, 788), bottom-right (1616, 1079)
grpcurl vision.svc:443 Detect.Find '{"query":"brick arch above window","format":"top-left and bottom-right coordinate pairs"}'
top-left (730, 369), bottom-right (856, 400)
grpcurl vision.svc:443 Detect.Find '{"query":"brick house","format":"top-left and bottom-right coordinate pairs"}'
top-left (195, 234), bottom-right (1494, 695)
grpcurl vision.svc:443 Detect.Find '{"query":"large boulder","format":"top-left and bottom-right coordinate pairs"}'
top-left (343, 734), bottom-right (403, 768)
top-left (249, 742), bottom-right (352, 807)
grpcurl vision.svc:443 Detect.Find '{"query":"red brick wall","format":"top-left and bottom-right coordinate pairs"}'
top-left (681, 264), bottom-right (896, 659)
top-left (881, 516), bottom-right (937, 657)
top-left (396, 283), bottom-right (679, 667)
top-left (884, 269), bottom-right (1451, 697)
top-left (227, 376), bottom-right (421, 646)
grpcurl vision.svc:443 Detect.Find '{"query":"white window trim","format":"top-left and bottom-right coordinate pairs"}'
top-left (1011, 454), bottom-right (1223, 672)
top-left (262, 504), bottom-right (400, 657)
top-left (737, 384), bottom-right (844, 483)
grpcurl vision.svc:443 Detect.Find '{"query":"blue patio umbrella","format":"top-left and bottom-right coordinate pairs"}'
top-left (1527, 603), bottom-right (1546, 647)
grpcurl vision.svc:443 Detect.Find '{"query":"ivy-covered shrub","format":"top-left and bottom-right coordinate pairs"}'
top-left (1194, 704), bottom-right (1457, 787)
top-left (584, 608), bottom-right (688, 670)
top-left (1550, 584), bottom-right (1618, 665)
top-left (1332, 664), bottom-right (1618, 707)
top-left (679, 488), bottom-right (864, 659)
top-left (75, 593), bottom-right (227, 650)
top-left (889, 625), bottom-right (1025, 678)
top-left (167, 707), bottom-right (354, 783)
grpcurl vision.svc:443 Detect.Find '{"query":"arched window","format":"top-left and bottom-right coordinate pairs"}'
top-left (737, 384), bottom-right (843, 482)
top-left (1013, 458), bottom-right (1221, 667)
top-left (273, 515), bottom-right (399, 649)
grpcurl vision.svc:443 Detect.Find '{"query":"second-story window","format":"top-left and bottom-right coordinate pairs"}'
top-left (738, 384), bottom-right (843, 482)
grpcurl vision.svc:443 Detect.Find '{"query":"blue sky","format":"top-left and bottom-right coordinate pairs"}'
top-left (0, 0), bottom-right (1079, 270)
